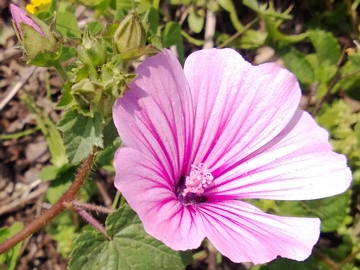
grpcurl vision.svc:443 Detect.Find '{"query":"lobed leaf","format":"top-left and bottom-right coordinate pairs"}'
top-left (0, 223), bottom-right (23, 270)
top-left (69, 205), bottom-right (192, 270)
top-left (308, 30), bottom-right (341, 66)
top-left (57, 110), bottom-right (103, 164)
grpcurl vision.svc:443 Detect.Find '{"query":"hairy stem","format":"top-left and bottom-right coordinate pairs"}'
top-left (0, 149), bottom-right (97, 254)
top-left (74, 208), bottom-right (107, 235)
top-left (72, 201), bottom-right (115, 214)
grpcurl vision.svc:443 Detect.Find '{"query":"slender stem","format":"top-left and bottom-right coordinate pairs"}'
top-left (120, 194), bottom-right (126, 207)
top-left (311, 47), bottom-right (347, 117)
top-left (337, 245), bottom-right (360, 269)
top-left (72, 201), bottom-right (115, 214)
top-left (0, 148), bottom-right (97, 254)
top-left (344, 0), bottom-right (360, 36)
top-left (340, 68), bottom-right (360, 80)
top-left (313, 248), bottom-right (338, 270)
top-left (217, 17), bottom-right (260, 49)
top-left (0, 127), bottom-right (40, 140)
top-left (112, 191), bottom-right (121, 209)
top-left (53, 60), bottom-right (69, 82)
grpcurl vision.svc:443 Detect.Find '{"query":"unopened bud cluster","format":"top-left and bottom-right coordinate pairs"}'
top-left (10, 4), bottom-right (163, 120)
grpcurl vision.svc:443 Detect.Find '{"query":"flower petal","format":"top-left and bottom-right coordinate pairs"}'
top-left (113, 49), bottom-right (194, 184)
top-left (114, 147), bottom-right (205, 250)
top-left (184, 48), bottom-right (301, 174)
top-left (207, 110), bottom-right (351, 200)
top-left (10, 4), bottom-right (45, 37)
top-left (198, 200), bottom-right (320, 264)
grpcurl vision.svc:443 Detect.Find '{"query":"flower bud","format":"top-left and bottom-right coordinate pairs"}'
top-left (10, 4), bottom-right (44, 38)
top-left (9, 4), bottom-right (61, 66)
top-left (113, 12), bottom-right (147, 55)
top-left (77, 30), bottom-right (108, 71)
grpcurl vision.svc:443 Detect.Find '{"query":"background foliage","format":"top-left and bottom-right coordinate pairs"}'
top-left (2, 0), bottom-right (360, 269)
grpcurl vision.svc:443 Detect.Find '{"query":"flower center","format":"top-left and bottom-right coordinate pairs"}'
top-left (182, 163), bottom-right (214, 196)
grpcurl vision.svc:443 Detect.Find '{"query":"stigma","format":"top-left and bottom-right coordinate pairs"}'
top-left (182, 163), bottom-right (214, 196)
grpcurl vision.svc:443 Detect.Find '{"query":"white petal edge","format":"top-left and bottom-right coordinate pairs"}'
top-left (198, 200), bottom-right (320, 264)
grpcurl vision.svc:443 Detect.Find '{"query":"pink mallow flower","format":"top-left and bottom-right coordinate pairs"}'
top-left (9, 4), bottom-right (45, 39)
top-left (113, 49), bottom-right (352, 264)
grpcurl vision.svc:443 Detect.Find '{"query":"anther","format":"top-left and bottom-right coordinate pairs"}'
top-left (182, 163), bottom-right (213, 196)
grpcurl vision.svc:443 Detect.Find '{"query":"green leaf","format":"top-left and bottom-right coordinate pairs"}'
top-left (335, 59), bottom-right (360, 101)
top-left (102, 119), bottom-right (119, 148)
top-left (217, 0), bottom-right (243, 31)
top-left (348, 51), bottom-right (360, 67)
top-left (316, 104), bottom-right (339, 130)
top-left (188, 10), bottom-right (204, 34)
top-left (56, 11), bottom-right (81, 38)
top-left (273, 44), bottom-right (314, 86)
top-left (308, 30), bottom-right (341, 65)
top-left (57, 110), bottom-right (103, 164)
top-left (115, 9), bottom-right (127, 21)
top-left (60, 46), bottom-right (76, 62)
top-left (69, 205), bottom-right (192, 270)
top-left (242, 0), bottom-right (260, 11)
top-left (237, 29), bottom-right (266, 49)
top-left (48, 212), bottom-right (79, 258)
top-left (309, 192), bottom-right (351, 232)
top-left (116, 0), bottom-right (133, 10)
top-left (56, 82), bottom-right (75, 111)
top-left (161, 22), bottom-right (182, 47)
top-left (278, 192), bottom-right (351, 232)
top-left (45, 166), bottom-right (97, 204)
top-left (148, 7), bottom-right (159, 35)
top-left (45, 167), bottom-right (77, 204)
top-left (261, 256), bottom-right (324, 270)
top-left (0, 223), bottom-right (24, 270)
top-left (96, 140), bottom-right (120, 172)
top-left (87, 22), bottom-right (103, 35)
top-left (39, 164), bottom-right (69, 182)
top-left (167, 0), bottom-right (191, 5)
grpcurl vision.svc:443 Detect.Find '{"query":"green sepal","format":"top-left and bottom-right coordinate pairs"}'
top-left (19, 14), bottom-right (62, 66)
top-left (148, 35), bottom-right (163, 51)
top-left (100, 63), bottom-right (137, 98)
top-left (71, 78), bottom-right (100, 117)
top-left (119, 44), bottom-right (162, 61)
top-left (24, 41), bottom-right (63, 67)
top-left (77, 30), bottom-right (108, 69)
top-left (56, 81), bottom-right (76, 111)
